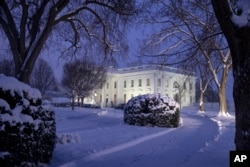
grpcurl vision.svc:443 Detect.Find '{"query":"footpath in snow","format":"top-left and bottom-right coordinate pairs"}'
top-left (49, 106), bottom-right (235, 167)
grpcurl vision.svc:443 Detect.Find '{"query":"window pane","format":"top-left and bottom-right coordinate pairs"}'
top-left (158, 79), bottom-right (161, 86)
top-left (139, 79), bottom-right (142, 87)
top-left (146, 78), bottom-right (150, 86)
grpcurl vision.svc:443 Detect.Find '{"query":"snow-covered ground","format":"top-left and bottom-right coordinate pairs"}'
top-left (49, 105), bottom-right (235, 167)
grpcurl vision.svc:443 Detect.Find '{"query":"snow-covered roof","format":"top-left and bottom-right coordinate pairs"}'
top-left (107, 65), bottom-right (195, 76)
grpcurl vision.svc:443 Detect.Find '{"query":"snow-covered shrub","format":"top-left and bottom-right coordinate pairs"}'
top-left (0, 74), bottom-right (56, 167)
top-left (124, 94), bottom-right (180, 128)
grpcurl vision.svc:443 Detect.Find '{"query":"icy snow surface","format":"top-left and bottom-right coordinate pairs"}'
top-left (49, 105), bottom-right (235, 167)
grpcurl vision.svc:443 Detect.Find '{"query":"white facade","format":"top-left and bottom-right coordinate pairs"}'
top-left (93, 65), bottom-right (196, 108)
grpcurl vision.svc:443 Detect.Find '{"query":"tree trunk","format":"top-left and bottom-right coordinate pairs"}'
top-left (81, 97), bottom-right (84, 107)
top-left (12, 27), bottom-right (51, 84)
top-left (232, 29), bottom-right (250, 150)
top-left (199, 90), bottom-right (205, 112)
top-left (15, 59), bottom-right (36, 84)
top-left (77, 97), bottom-right (80, 107)
top-left (71, 97), bottom-right (75, 111)
top-left (234, 67), bottom-right (250, 150)
top-left (14, 49), bottom-right (45, 84)
top-left (211, 0), bottom-right (250, 150)
top-left (218, 83), bottom-right (228, 116)
top-left (17, 71), bottom-right (31, 84)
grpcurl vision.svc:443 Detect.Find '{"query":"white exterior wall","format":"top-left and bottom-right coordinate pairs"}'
top-left (94, 65), bottom-right (196, 108)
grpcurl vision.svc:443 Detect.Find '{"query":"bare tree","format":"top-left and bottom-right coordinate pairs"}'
top-left (62, 59), bottom-right (107, 110)
top-left (211, 0), bottom-right (250, 150)
top-left (76, 60), bottom-right (107, 107)
top-left (140, 0), bottom-right (232, 115)
top-left (180, 53), bottom-right (214, 112)
top-left (196, 60), bottom-right (213, 112)
top-left (30, 58), bottom-right (56, 96)
top-left (61, 62), bottom-right (78, 110)
top-left (0, 1), bottom-right (137, 84)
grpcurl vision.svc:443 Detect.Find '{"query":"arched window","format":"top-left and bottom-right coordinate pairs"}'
top-left (173, 81), bottom-right (179, 88)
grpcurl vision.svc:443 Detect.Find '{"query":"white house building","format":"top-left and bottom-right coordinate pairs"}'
top-left (90, 65), bottom-right (195, 108)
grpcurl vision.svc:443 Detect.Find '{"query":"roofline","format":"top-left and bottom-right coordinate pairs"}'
top-left (107, 65), bottom-right (195, 76)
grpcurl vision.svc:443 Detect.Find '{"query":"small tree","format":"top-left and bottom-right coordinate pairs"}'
top-left (30, 58), bottom-right (56, 96)
top-left (61, 62), bottom-right (78, 110)
top-left (62, 59), bottom-right (106, 110)
top-left (195, 58), bottom-right (214, 112)
top-left (76, 60), bottom-right (107, 107)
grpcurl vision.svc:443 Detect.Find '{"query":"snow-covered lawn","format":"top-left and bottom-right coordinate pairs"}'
top-left (49, 105), bottom-right (235, 167)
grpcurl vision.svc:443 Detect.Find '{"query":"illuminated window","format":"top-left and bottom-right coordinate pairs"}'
top-left (131, 80), bottom-right (134, 87)
top-left (138, 79), bottom-right (142, 87)
top-left (146, 78), bottom-right (150, 86)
